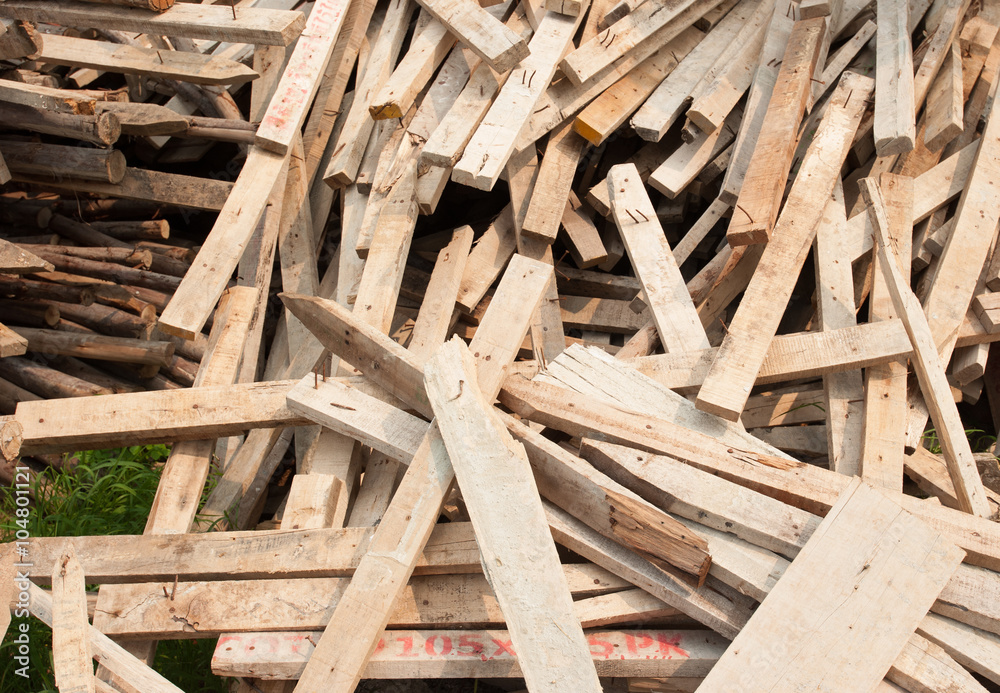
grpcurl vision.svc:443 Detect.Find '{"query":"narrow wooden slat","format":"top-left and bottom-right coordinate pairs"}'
top-left (0, 0), bottom-right (304, 46)
top-left (413, 0), bottom-right (527, 72)
top-left (425, 339), bottom-right (603, 692)
top-left (607, 164), bottom-right (710, 353)
top-left (725, 16), bottom-right (825, 246)
top-left (696, 72), bottom-right (871, 421)
top-left (860, 175), bottom-right (991, 516)
top-left (52, 548), bottom-right (95, 693)
top-left (699, 478), bottom-right (964, 691)
top-left (521, 121), bottom-right (588, 242)
top-left (874, 0), bottom-right (915, 155)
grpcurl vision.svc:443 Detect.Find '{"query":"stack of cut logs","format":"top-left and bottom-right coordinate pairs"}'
top-left (3, 0), bottom-right (1000, 691)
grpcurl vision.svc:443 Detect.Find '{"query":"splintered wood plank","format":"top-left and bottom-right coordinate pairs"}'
top-left (254, 0), bottom-right (351, 155)
top-left (0, 238), bottom-right (52, 274)
top-left (698, 478), bottom-right (964, 692)
top-left (15, 380), bottom-right (308, 455)
top-left (456, 207), bottom-right (517, 311)
top-left (607, 164), bottom-right (709, 353)
top-left (695, 72), bottom-right (871, 422)
top-left (408, 226), bottom-right (474, 360)
top-left (52, 548), bottom-right (95, 693)
top-left (416, 0), bottom-right (527, 72)
top-left (630, 0), bottom-right (754, 142)
top-left (452, 7), bottom-right (583, 191)
top-left (874, 0), bottom-right (915, 155)
top-left (560, 0), bottom-right (724, 87)
top-left (521, 121), bottom-right (588, 242)
top-left (860, 176), bottom-right (992, 517)
top-left (158, 146), bottom-right (288, 339)
top-left (562, 193), bottom-right (608, 268)
top-left (425, 339), bottom-right (603, 692)
top-left (813, 181), bottom-right (864, 476)
top-left (924, 40), bottom-right (963, 152)
top-left (289, 255), bottom-right (552, 693)
top-left (27, 582), bottom-right (184, 693)
top-left (0, 1), bottom-right (304, 45)
top-left (919, 613), bottom-right (1000, 685)
top-left (212, 628), bottom-right (727, 679)
top-left (861, 172), bottom-right (913, 492)
top-left (725, 16), bottom-right (825, 246)
top-left (36, 34), bottom-right (258, 86)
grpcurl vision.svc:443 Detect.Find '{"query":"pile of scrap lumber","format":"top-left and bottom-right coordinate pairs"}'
top-left (3, 0), bottom-right (1000, 691)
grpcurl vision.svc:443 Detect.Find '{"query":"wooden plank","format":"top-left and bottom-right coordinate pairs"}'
top-left (456, 207), bottom-right (517, 312)
top-left (370, 12), bottom-right (454, 120)
top-left (521, 122), bottom-right (589, 242)
top-left (27, 522), bottom-right (480, 585)
top-left (919, 613), bottom-right (1000, 685)
top-left (873, 0), bottom-right (914, 157)
top-left (696, 72), bottom-right (872, 421)
top-left (559, 0), bottom-right (724, 87)
top-left (36, 33), bottom-right (258, 86)
top-left (15, 380), bottom-right (309, 455)
top-left (630, 0), bottom-right (753, 142)
top-left (580, 438), bottom-right (819, 558)
top-left (51, 548), bottom-right (95, 693)
top-left (288, 255), bottom-right (552, 692)
top-left (725, 16), bottom-right (825, 246)
top-left (452, 7), bottom-right (583, 190)
top-left (860, 175), bottom-right (992, 517)
top-left (813, 181), bottom-right (864, 475)
top-left (0, 0), bottom-right (304, 46)
top-left (924, 40), bottom-right (964, 152)
top-left (860, 172), bottom-right (913, 491)
top-left (158, 147), bottom-right (288, 339)
top-left (559, 295), bottom-right (649, 333)
top-left (698, 478), bottom-right (964, 692)
top-left (255, 0), bottom-right (352, 155)
top-left (632, 319), bottom-right (913, 392)
top-left (212, 628), bottom-right (728, 679)
top-left (647, 107), bottom-right (739, 199)
top-left (607, 164), bottom-right (710, 353)
top-left (27, 581), bottom-right (184, 693)
top-left (414, 0), bottom-right (527, 72)
top-left (0, 238), bottom-right (52, 274)
top-left (561, 193), bottom-right (608, 268)
top-left (408, 226), bottom-right (474, 360)
top-left (425, 339), bottom-right (603, 692)
top-left (887, 633), bottom-right (990, 693)
top-left (92, 566), bottom-right (633, 637)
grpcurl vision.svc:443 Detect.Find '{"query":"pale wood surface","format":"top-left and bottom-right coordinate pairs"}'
top-left (51, 549), bottom-right (95, 693)
top-left (607, 164), bottom-right (710, 353)
top-left (696, 72), bottom-right (871, 421)
top-left (0, 0), bottom-right (304, 45)
top-left (860, 176), bottom-right (992, 517)
top-left (426, 339), bottom-right (603, 692)
top-left (698, 478), bottom-right (964, 692)
top-left (874, 0), bottom-right (915, 155)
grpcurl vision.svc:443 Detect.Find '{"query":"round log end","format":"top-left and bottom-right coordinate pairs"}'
top-left (43, 305), bottom-right (60, 327)
top-left (97, 111), bottom-right (122, 147)
top-left (106, 149), bottom-right (127, 185)
top-left (151, 0), bottom-right (175, 10)
top-left (139, 304), bottom-right (158, 324)
top-left (0, 418), bottom-right (23, 462)
top-left (79, 287), bottom-right (95, 307)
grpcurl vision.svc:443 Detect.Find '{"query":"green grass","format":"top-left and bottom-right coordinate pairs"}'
top-left (922, 428), bottom-right (998, 456)
top-left (0, 445), bottom-right (230, 693)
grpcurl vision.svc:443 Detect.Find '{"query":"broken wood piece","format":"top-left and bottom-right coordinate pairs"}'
top-left (425, 338), bottom-right (603, 692)
top-left (607, 164), bottom-right (710, 353)
top-left (647, 107), bottom-right (739, 199)
top-left (696, 72), bottom-right (871, 421)
top-left (859, 175), bottom-right (992, 517)
top-left (698, 478), bottom-right (964, 691)
top-left (521, 121), bottom-right (588, 242)
top-left (724, 16), bottom-right (826, 246)
top-left (924, 40), bottom-right (963, 152)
